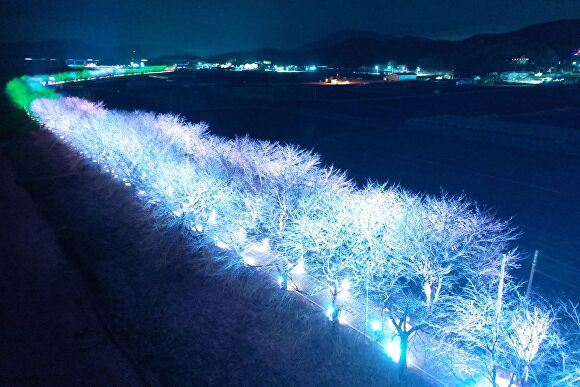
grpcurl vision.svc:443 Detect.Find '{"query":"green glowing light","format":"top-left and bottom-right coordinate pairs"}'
top-left (5, 66), bottom-right (172, 114)
top-left (5, 76), bottom-right (59, 112)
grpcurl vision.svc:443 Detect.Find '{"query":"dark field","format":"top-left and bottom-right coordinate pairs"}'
top-left (64, 71), bottom-right (580, 299)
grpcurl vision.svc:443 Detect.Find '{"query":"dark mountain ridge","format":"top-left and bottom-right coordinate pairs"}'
top-left (208, 19), bottom-right (580, 71)
top-left (1, 19), bottom-right (578, 72)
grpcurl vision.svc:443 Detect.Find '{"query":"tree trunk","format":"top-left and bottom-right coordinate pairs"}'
top-left (280, 271), bottom-right (287, 290)
top-left (331, 285), bottom-right (340, 329)
top-left (433, 278), bottom-right (443, 304)
top-left (399, 333), bottom-right (408, 382)
top-left (508, 371), bottom-right (516, 386)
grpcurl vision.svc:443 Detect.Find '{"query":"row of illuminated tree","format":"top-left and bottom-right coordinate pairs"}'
top-left (23, 89), bottom-right (580, 386)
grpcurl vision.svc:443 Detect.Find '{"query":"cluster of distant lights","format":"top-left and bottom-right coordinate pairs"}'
top-left (502, 72), bottom-right (564, 85)
top-left (27, 65), bottom-right (174, 87)
top-left (194, 61), bottom-right (318, 73)
top-left (26, 57), bottom-right (149, 70)
top-left (130, 59), bottom-right (149, 68)
top-left (369, 64), bottom-right (412, 74)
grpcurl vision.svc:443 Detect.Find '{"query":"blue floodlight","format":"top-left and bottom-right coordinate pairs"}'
top-left (385, 337), bottom-right (401, 363)
top-left (370, 320), bottom-right (382, 331)
top-left (326, 306), bottom-right (335, 320)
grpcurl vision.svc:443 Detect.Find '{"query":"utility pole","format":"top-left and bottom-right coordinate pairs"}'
top-left (492, 253), bottom-right (508, 387)
top-left (526, 250), bottom-right (539, 297)
top-left (497, 253), bottom-right (507, 318)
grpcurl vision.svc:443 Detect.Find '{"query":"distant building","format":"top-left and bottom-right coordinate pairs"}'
top-left (65, 58), bottom-right (99, 67)
top-left (456, 76), bottom-right (481, 85)
top-left (395, 64), bottom-right (408, 73)
top-left (499, 71), bottom-right (549, 85)
top-left (385, 72), bottom-right (417, 82)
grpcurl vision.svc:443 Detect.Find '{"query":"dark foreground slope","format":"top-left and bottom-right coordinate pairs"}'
top-left (0, 149), bottom-right (143, 385)
top-left (0, 128), bottom-right (432, 386)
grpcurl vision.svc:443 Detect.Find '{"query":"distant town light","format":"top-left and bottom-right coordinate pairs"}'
top-left (241, 63), bottom-right (259, 70)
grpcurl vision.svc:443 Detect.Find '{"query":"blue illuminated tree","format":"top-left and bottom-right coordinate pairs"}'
top-left (231, 141), bottom-right (326, 286)
top-left (433, 251), bottom-right (520, 387)
top-left (503, 294), bottom-right (560, 385)
top-left (285, 179), bottom-right (357, 326)
top-left (365, 192), bottom-right (519, 382)
top-left (544, 300), bottom-right (580, 386)
top-left (347, 184), bottom-right (405, 335)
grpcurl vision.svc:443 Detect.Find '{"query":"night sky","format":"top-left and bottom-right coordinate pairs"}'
top-left (2, 0), bottom-right (579, 56)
